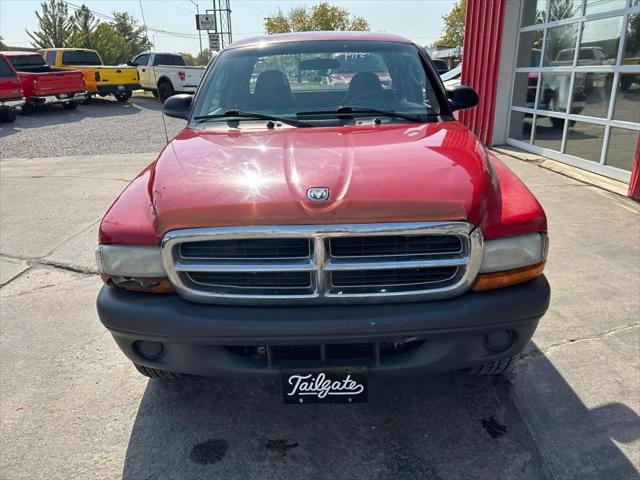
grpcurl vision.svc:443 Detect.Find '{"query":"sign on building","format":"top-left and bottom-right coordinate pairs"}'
top-left (208, 33), bottom-right (221, 51)
top-left (196, 14), bottom-right (216, 31)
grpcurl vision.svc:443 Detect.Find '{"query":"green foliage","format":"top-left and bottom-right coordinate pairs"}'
top-left (432, 0), bottom-right (467, 48)
top-left (181, 52), bottom-right (197, 66)
top-left (92, 23), bottom-right (128, 64)
top-left (27, 0), bottom-right (74, 49)
top-left (0, 36), bottom-right (6, 50)
top-left (196, 49), bottom-right (214, 65)
top-left (69, 5), bottom-right (98, 49)
top-left (110, 11), bottom-right (151, 59)
top-left (264, 2), bottom-right (369, 34)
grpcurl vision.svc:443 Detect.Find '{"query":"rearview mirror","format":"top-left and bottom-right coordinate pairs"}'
top-left (163, 94), bottom-right (193, 120)
top-left (446, 85), bottom-right (478, 111)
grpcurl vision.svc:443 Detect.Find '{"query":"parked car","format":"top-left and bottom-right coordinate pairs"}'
top-left (432, 58), bottom-right (449, 75)
top-left (127, 52), bottom-right (205, 103)
top-left (40, 48), bottom-right (140, 102)
top-left (442, 63), bottom-right (461, 87)
top-left (0, 54), bottom-right (25, 123)
top-left (96, 32), bottom-right (549, 403)
top-left (320, 52), bottom-right (392, 88)
top-left (2, 51), bottom-right (86, 114)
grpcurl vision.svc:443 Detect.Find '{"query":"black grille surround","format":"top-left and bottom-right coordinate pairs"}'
top-left (161, 223), bottom-right (483, 305)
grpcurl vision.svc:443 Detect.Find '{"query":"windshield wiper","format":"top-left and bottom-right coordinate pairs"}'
top-left (296, 106), bottom-right (428, 123)
top-left (193, 110), bottom-right (312, 128)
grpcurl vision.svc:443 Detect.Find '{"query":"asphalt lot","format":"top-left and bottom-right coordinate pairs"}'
top-left (0, 95), bottom-right (639, 479)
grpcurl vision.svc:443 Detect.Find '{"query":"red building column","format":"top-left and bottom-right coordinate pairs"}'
top-left (628, 136), bottom-right (640, 200)
top-left (458, 0), bottom-right (507, 145)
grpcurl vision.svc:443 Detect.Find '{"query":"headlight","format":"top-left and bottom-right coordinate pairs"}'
top-left (473, 233), bottom-right (548, 291)
top-left (95, 245), bottom-right (173, 293)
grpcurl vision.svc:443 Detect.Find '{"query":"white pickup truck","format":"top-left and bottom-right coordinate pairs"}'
top-left (127, 52), bottom-right (205, 102)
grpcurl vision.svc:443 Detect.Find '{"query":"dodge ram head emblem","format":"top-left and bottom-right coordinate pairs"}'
top-left (307, 187), bottom-right (330, 201)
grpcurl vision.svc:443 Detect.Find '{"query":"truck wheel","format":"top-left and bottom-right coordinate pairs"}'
top-left (466, 356), bottom-right (516, 375)
top-left (114, 92), bottom-right (132, 102)
top-left (134, 363), bottom-right (184, 379)
top-left (158, 82), bottom-right (174, 103)
top-left (19, 103), bottom-right (34, 115)
top-left (0, 109), bottom-right (17, 123)
top-left (63, 102), bottom-right (78, 110)
top-left (152, 89), bottom-right (159, 98)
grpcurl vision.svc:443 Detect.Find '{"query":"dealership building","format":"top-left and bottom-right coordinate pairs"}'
top-left (460, 0), bottom-right (640, 199)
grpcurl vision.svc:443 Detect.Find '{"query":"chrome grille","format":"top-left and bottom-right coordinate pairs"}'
top-left (161, 222), bottom-right (483, 305)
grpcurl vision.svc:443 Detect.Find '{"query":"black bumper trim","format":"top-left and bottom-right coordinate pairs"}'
top-left (96, 84), bottom-right (141, 95)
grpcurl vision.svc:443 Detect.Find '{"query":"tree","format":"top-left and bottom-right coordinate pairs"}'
top-left (111, 11), bottom-right (151, 59)
top-left (27, 0), bottom-right (73, 49)
top-left (181, 52), bottom-right (197, 66)
top-left (69, 5), bottom-right (98, 49)
top-left (0, 36), bottom-right (7, 50)
top-left (264, 2), bottom-right (369, 34)
top-left (432, 0), bottom-right (466, 48)
top-left (196, 48), bottom-right (214, 65)
top-left (93, 23), bottom-right (128, 64)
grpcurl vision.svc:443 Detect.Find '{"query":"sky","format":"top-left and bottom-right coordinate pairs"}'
top-left (0, 0), bottom-right (457, 54)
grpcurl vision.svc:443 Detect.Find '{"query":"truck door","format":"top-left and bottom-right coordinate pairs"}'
top-left (132, 53), bottom-right (151, 89)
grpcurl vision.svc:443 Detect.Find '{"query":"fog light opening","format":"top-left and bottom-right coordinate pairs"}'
top-left (484, 330), bottom-right (515, 353)
top-left (134, 340), bottom-right (165, 361)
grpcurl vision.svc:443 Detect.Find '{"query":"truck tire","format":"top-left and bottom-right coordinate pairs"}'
top-left (134, 363), bottom-right (184, 379)
top-left (466, 356), bottom-right (516, 375)
top-left (0, 109), bottom-right (17, 123)
top-left (63, 102), bottom-right (78, 110)
top-left (152, 89), bottom-right (159, 98)
top-left (19, 103), bottom-right (34, 115)
top-left (114, 92), bottom-right (132, 102)
top-left (158, 81), bottom-right (175, 103)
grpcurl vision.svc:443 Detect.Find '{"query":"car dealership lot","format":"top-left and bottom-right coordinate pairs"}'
top-left (0, 96), bottom-right (638, 479)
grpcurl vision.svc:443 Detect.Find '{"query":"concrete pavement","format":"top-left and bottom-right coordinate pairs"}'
top-left (0, 150), bottom-right (638, 479)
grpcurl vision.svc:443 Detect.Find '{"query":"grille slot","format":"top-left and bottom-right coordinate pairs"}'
top-left (331, 266), bottom-right (458, 288)
top-left (188, 271), bottom-right (312, 289)
top-left (329, 235), bottom-right (462, 258)
top-left (180, 238), bottom-right (310, 259)
top-left (161, 223), bottom-right (483, 305)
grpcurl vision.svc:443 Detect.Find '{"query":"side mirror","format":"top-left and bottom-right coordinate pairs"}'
top-left (163, 94), bottom-right (193, 120)
top-left (447, 85), bottom-right (479, 111)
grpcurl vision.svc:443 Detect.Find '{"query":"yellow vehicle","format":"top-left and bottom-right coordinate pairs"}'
top-left (39, 48), bottom-right (140, 102)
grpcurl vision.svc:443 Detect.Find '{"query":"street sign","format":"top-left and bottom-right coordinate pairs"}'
top-left (196, 14), bottom-right (216, 31)
top-left (208, 33), bottom-right (220, 51)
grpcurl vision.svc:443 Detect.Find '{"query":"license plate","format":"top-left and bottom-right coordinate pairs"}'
top-left (282, 368), bottom-right (368, 404)
top-left (58, 94), bottom-right (69, 99)
top-left (117, 85), bottom-right (125, 91)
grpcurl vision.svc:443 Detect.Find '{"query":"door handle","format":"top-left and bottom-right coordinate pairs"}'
top-left (142, 68), bottom-right (145, 72)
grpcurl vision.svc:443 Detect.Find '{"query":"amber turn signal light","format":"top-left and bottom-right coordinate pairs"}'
top-left (472, 262), bottom-right (545, 292)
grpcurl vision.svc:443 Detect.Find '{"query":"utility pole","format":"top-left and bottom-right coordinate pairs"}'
top-left (188, 0), bottom-right (203, 56)
top-left (210, 0), bottom-right (232, 49)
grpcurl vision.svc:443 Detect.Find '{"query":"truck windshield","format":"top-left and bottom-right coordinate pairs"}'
top-left (192, 40), bottom-right (441, 124)
top-left (61, 50), bottom-right (102, 65)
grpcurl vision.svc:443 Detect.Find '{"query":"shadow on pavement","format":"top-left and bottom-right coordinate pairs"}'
top-left (120, 347), bottom-right (639, 480)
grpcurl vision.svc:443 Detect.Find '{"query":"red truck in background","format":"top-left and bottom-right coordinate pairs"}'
top-left (96, 32), bottom-right (550, 404)
top-left (1, 52), bottom-right (86, 113)
top-left (0, 54), bottom-right (25, 123)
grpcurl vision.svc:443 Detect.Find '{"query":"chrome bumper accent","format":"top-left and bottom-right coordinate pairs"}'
top-left (162, 222), bottom-right (484, 305)
top-left (31, 92), bottom-right (87, 104)
top-left (0, 97), bottom-right (25, 108)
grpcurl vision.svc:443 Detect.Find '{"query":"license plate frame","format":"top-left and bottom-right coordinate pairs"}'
top-left (281, 367), bottom-right (368, 404)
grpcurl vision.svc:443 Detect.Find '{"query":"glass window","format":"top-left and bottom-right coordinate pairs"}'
top-left (509, 111), bottom-right (534, 142)
top-left (62, 50), bottom-right (102, 65)
top-left (0, 57), bottom-right (17, 78)
top-left (579, 17), bottom-right (623, 66)
top-left (192, 40), bottom-right (441, 121)
top-left (133, 54), bottom-right (150, 66)
top-left (585, 0), bottom-right (627, 15)
top-left (533, 115), bottom-right (565, 151)
top-left (565, 121), bottom-right (606, 162)
top-left (513, 72), bottom-right (538, 108)
top-left (538, 72), bottom-right (572, 112)
top-left (549, 0), bottom-right (582, 22)
top-left (153, 54), bottom-right (186, 66)
top-left (605, 128), bottom-right (639, 171)
top-left (613, 73), bottom-right (640, 123)
top-left (7, 55), bottom-right (46, 68)
top-left (521, 0), bottom-right (548, 26)
top-left (573, 73), bottom-right (614, 118)
top-left (546, 24), bottom-right (579, 66)
top-left (516, 30), bottom-right (544, 67)
top-left (623, 13), bottom-right (640, 62)
top-left (45, 51), bottom-right (56, 65)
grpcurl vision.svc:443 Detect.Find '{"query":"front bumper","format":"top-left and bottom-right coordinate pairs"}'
top-left (97, 276), bottom-right (550, 378)
top-left (96, 84), bottom-right (141, 95)
top-left (0, 97), bottom-right (26, 109)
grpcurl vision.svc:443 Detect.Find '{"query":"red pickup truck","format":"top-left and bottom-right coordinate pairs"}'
top-left (0, 54), bottom-right (25, 123)
top-left (1, 52), bottom-right (86, 113)
top-left (96, 32), bottom-right (549, 403)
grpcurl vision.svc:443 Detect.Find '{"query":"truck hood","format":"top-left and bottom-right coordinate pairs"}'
top-left (150, 122), bottom-right (493, 235)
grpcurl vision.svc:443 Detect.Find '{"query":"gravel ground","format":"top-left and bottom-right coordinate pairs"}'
top-left (0, 94), bottom-right (185, 159)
